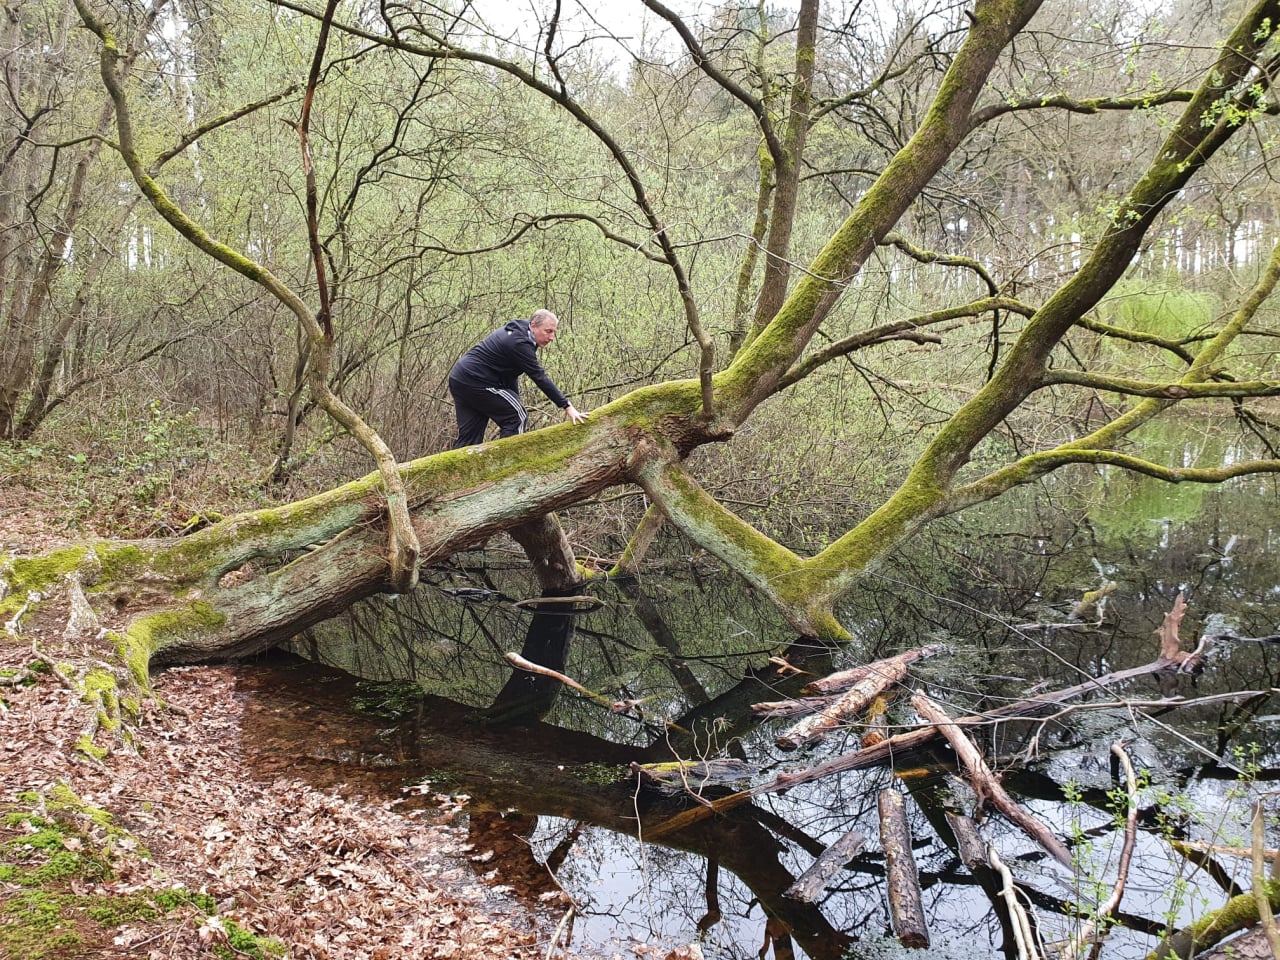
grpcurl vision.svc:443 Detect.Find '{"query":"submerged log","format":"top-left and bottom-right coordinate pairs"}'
top-left (631, 759), bottom-right (755, 794)
top-left (783, 829), bottom-right (866, 903)
top-left (879, 789), bottom-right (929, 948)
top-left (913, 693), bottom-right (1073, 869)
top-left (775, 647), bottom-right (941, 751)
top-left (802, 644), bottom-right (944, 696)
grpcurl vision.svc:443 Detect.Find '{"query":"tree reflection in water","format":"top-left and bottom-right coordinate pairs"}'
top-left (272, 476), bottom-right (1280, 959)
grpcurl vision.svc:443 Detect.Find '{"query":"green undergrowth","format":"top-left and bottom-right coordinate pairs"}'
top-left (0, 786), bottom-right (285, 960)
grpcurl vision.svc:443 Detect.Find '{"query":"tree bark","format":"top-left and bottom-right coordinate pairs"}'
top-left (783, 829), bottom-right (865, 904)
top-left (879, 788), bottom-right (930, 948)
top-left (912, 693), bottom-right (1073, 869)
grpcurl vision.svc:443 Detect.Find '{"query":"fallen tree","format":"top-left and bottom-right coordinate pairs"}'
top-left (10, 0), bottom-right (1280, 714)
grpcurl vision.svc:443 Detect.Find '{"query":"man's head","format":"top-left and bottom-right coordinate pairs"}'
top-left (530, 309), bottom-right (559, 347)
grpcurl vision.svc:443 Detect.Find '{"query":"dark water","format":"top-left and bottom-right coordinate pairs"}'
top-left (251, 457), bottom-right (1280, 960)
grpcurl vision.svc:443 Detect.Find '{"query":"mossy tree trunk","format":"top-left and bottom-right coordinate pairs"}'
top-left (24, 0), bottom-right (1280, 676)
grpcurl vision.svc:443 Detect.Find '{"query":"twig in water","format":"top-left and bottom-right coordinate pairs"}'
top-left (1252, 799), bottom-right (1280, 959)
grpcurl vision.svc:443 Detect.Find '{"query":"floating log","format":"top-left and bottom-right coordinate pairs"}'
top-left (913, 693), bottom-right (1073, 869)
top-left (879, 789), bottom-right (929, 948)
top-left (751, 695), bottom-right (839, 718)
top-left (783, 829), bottom-right (866, 903)
top-left (861, 695), bottom-right (892, 748)
top-left (944, 809), bottom-right (987, 871)
top-left (802, 644), bottom-right (944, 696)
top-left (776, 648), bottom-right (940, 751)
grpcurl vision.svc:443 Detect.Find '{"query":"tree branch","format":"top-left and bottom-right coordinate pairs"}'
top-left (151, 84), bottom-right (301, 170)
top-left (638, 0), bottom-right (780, 161)
top-left (73, 0), bottom-right (421, 592)
top-left (1038, 371), bottom-right (1280, 399)
top-left (779, 297), bottom-right (1034, 390)
top-left (881, 233), bottom-right (999, 295)
top-left (950, 229), bottom-right (1280, 511)
top-left (969, 89), bottom-right (1196, 128)
top-left (1073, 315), bottom-right (1206, 366)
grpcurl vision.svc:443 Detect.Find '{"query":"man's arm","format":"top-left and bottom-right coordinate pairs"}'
top-left (512, 334), bottom-right (589, 425)
top-left (513, 341), bottom-right (571, 408)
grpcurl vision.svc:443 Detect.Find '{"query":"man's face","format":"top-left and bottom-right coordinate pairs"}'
top-left (531, 317), bottom-right (558, 347)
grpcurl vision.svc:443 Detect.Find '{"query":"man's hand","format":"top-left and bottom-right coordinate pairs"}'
top-left (564, 404), bottom-right (590, 425)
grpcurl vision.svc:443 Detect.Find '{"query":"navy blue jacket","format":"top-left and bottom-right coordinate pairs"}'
top-left (449, 318), bottom-right (570, 408)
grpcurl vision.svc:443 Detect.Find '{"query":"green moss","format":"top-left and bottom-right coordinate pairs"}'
top-left (1, 818), bottom-right (110, 888)
top-left (218, 917), bottom-right (287, 960)
top-left (0, 890), bottom-right (83, 959)
top-left (84, 893), bottom-right (159, 925)
top-left (75, 734), bottom-right (108, 761)
top-left (2, 547), bottom-right (89, 597)
top-left (46, 786), bottom-right (113, 833)
top-left (82, 670), bottom-right (122, 734)
top-left (0, 790), bottom-right (203, 959)
top-left (573, 763), bottom-right (626, 785)
top-left (118, 600), bottom-right (227, 674)
top-left (91, 544), bottom-right (147, 583)
top-left (152, 887), bottom-right (217, 913)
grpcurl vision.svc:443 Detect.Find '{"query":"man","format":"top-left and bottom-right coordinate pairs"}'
top-left (448, 309), bottom-right (589, 448)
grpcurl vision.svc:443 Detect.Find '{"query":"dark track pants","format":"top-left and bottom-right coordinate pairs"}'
top-left (448, 377), bottom-right (527, 448)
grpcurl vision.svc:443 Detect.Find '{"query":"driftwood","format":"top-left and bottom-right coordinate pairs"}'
top-left (879, 789), bottom-right (929, 948)
top-left (913, 693), bottom-right (1073, 869)
top-left (783, 829), bottom-right (866, 903)
top-left (1066, 742), bottom-right (1139, 957)
top-left (505, 652), bottom-right (679, 730)
top-left (649, 619), bottom-right (1212, 839)
top-left (861, 694), bottom-right (892, 747)
top-left (752, 695), bottom-right (839, 718)
top-left (989, 846), bottom-right (1043, 960)
top-left (944, 808), bottom-right (987, 871)
top-left (775, 648), bottom-right (940, 751)
top-left (505, 652), bottom-right (612, 706)
top-left (802, 644), bottom-right (944, 696)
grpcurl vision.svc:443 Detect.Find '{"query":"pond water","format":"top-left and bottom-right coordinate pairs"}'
top-left (250, 449), bottom-right (1280, 960)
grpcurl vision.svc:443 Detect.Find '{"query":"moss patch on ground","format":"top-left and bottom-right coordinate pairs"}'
top-left (0, 792), bottom-right (284, 960)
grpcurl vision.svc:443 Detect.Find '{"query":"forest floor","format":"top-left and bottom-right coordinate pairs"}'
top-left (0, 497), bottom-right (638, 960)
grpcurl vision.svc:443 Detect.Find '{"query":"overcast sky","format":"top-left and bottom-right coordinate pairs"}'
top-left (464, 0), bottom-right (803, 65)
